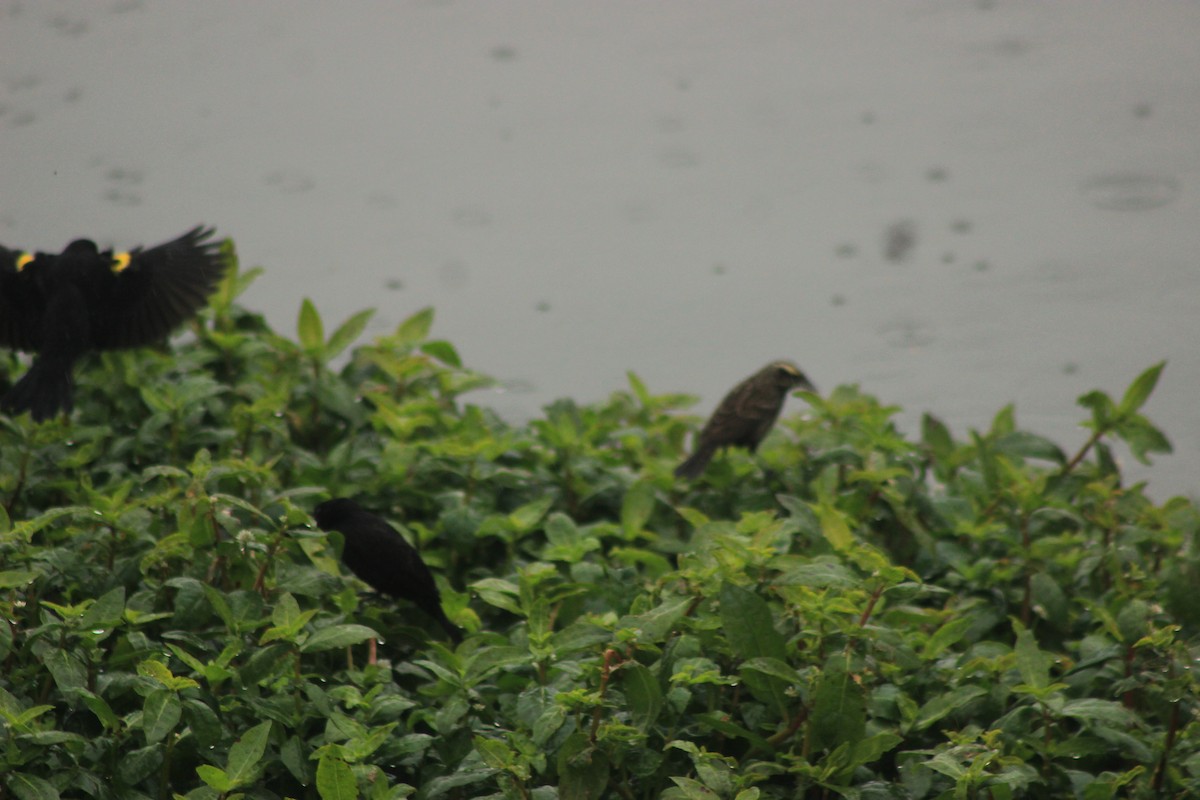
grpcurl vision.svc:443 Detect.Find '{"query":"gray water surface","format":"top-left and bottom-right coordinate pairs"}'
top-left (3, 1), bottom-right (1198, 497)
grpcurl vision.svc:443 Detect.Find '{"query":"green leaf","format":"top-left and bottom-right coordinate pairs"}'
top-left (182, 699), bottom-right (223, 749)
top-left (471, 578), bottom-right (524, 616)
top-left (138, 659), bottom-right (200, 691)
top-left (557, 731), bottom-right (609, 800)
top-left (809, 657), bottom-right (866, 751)
top-left (142, 689), bottom-right (182, 744)
top-left (1113, 414), bottom-right (1172, 464)
top-left (117, 744), bottom-right (162, 786)
top-left (76, 689), bottom-right (119, 730)
top-left (4, 772), bottom-right (61, 800)
top-left (627, 371), bottom-right (651, 406)
top-left (670, 776), bottom-right (721, 799)
top-left (421, 339), bottom-right (461, 366)
top-left (1116, 360), bottom-right (1165, 416)
top-left (8, 704), bottom-right (54, 728)
top-left (816, 503), bottom-right (854, 551)
top-left (993, 431), bottom-right (1066, 464)
top-left (923, 751), bottom-right (967, 780)
top-left (609, 546), bottom-right (673, 577)
top-left (1029, 572), bottom-right (1069, 630)
top-left (620, 594), bottom-right (693, 640)
top-left (474, 736), bottom-right (513, 771)
top-left (464, 646), bottom-right (528, 685)
top-left (1013, 622), bottom-right (1049, 691)
top-left (921, 413), bottom-right (954, 460)
top-left (233, 264), bottom-right (263, 298)
top-left (621, 480), bottom-right (656, 536)
top-left (921, 615), bottom-right (975, 659)
top-left (42, 649), bottom-right (86, 692)
top-left (225, 720), bottom-right (272, 788)
top-left (694, 712), bottom-right (774, 753)
top-left (1061, 698), bottom-right (1139, 726)
top-left (1077, 389), bottom-right (1115, 430)
top-left (261, 592), bottom-right (320, 645)
top-left (914, 686), bottom-right (988, 730)
top-left (676, 506), bottom-right (711, 529)
top-left (685, 744), bottom-right (735, 794)
top-left (719, 583), bottom-right (785, 661)
top-left (298, 298), bottom-right (325, 353)
top-left (0, 570), bottom-right (37, 589)
top-left (720, 583), bottom-right (789, 717)
top-left (775, 495), bottom-right (819, 537)
top-left (508, 496), bottom-right (553, 532)
top-left (196, 764), bottom-right (232, 792)
top-left (1116, 599), bottom-right (1150, 644)
top-left (202, 584), bottom-right (237, 632)
top-left (316, 754), bottom-right (359, 800)
top-left (989, 404), bottom-right (1016, 436)
top-left (850, 732), bottom-right (903, 768)
top-left (621, 662), bottom-right (663, 731)
top-left (210, 492), bottom-right (275, 523)
top-left (775, 560), bottom-right (857, 589)
top-left (11, 506), bottom-right (97, 542)
top-left (422, 766), bottom-right (493, 799)
top-left (326, 308), bottom-right (375, 360)
top-left (271, 591), bottom-right (302, 628)
top-left (300, 624), bottom-right (379, 653)
top-left (740, 657), bottom-right (802, 686)
top-left (396, 306), bottom-right (434, 344)
top-left (542, 512), bottom-right (599, 562)
top-left (280, 736), bottom-right (309, 784)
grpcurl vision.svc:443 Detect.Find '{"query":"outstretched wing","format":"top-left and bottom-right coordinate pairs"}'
top-left (91, 226), bottom-right (227, 350)
top-left (0, 245), bottom-right (48, 352)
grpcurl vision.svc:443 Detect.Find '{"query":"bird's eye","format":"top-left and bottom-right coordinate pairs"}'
top-left (16, 253), bottom-right (34, 271)
top-left (111, 252), bottom-right (132, 273)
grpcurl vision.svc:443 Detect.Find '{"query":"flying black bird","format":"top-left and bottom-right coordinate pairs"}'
top-left (313, 498), bottom-right (463, 644)
top-left (675, 360), bottom-right (815, 479)
top-left (0, 225), bottom-right (227, 421)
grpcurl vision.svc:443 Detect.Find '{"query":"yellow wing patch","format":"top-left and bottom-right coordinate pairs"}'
top-left (111, 252), bottom-right (132, 273)
top-left (16, 252), bottom-right (34, 271)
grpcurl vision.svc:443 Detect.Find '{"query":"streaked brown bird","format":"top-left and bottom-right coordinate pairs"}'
top-left (313, 497), bottom-right (463, 644)
top-left (0, 225), bottom-right (227, 421)
top-left (675, 360), bottom-right (815, 479)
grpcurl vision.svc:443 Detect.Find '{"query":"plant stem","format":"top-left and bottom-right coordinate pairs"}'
top-left (858, 584), bottom-right (885, 627)
top-left (1063, 429), bottom-right (1104, 475)
top-left (589, 649), bottom-right (621, 744)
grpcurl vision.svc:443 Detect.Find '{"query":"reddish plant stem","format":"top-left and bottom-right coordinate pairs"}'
top-left (858, 584), bottom-right (885, 628)
top-left (588, 648), bottom-right (622, 744)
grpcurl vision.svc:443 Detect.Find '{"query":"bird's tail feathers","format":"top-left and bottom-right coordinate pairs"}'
top-left (674, 444), bottom-right (716, 479)
top-left (0, 355), bottom-right (75, 422)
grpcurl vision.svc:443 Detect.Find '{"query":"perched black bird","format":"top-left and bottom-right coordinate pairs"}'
top-left (675, 360), bottom-right (815, 479)
top-left (0, 225), bottom-right (227, 421)
top-left (313, 498), bottom-right (463, 644)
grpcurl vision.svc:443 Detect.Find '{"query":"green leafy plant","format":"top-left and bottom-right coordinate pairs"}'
top-left (0, 241), bottom-right (1196, 800)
